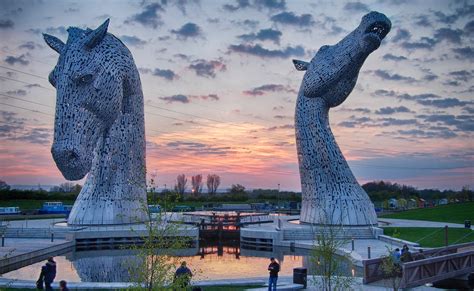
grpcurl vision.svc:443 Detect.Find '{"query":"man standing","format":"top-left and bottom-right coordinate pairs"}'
top-left (174, 261), bottom-right (193, 288)
top-left (267, 257), bottom-right (280, 291)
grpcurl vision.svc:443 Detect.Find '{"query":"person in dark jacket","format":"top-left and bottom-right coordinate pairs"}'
top-left (267, 257), bottom-right (280, 291)
top-left (59, 280), bottom-right (69, 291)
top-left (174, 261), bottom-right (192, 288)
top-left (41, 257), bottom-right (56, 290)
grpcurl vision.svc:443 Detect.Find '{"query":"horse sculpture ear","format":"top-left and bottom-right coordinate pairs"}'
top-left (292, 59), bottom-right (309, 71)
top-left (43, 34), bottom-right (65, 54)
top-left (84, 18), bottom-right (110, 50)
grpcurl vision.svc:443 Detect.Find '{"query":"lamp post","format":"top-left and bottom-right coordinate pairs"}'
top-left (277, 183), bottom-right (281, 213)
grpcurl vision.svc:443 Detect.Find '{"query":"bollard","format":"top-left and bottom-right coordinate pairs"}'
top-left (1, 235), bottom-right (4, 247)
top-left (445, 225), bottom-right (448, 247)
top-left (51, 232), bottom-right (54, 242)
top-left (351, 238), bottom-right (354, 251)
top-left (368, 246), bottom-right (371, 259)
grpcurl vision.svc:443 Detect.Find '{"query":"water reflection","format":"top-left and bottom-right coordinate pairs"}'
top-left (3, 242), bottom-right (361, 282)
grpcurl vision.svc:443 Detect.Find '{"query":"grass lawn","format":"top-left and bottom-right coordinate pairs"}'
top-left (380, 202), bottom-right (474, 224)
top-left (383, 227), bottom-right (474, 247)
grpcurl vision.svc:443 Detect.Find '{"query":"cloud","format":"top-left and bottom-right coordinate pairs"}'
top-left (338, 117), bottom-right (372, 128)
top-left (188, 59), bottom-right (226, 78)
top-left (400, 37), bottom-right (436, 50)
top-left (448, 70), bottom-right (473, 82)
top-left (265, 124), bottom-right (294, 131)
top-left (223, 0), bottom-right (251, 12)
top-left (5, 89), bottom-right (27, 96)
top-left (375, 106), bottom-right (412, 115)
top-left (0, 19), bottom-right (14, 29)
top-left (153, 68), bottom-right (177, 80)
top-left (24, 84), bottom-right (42, 89)
top-left (273, 115), bottom-right (291, 120)
top-left (166, 141), bottom-right (233, 156)
top-left (159, 94), bottom-right (190, 104)
top-left (391, 28), bottom-right (411, 43)
top-left (382, 53), bottom-right (407, 61)
top-left (433, 11), bottom-right (459, 24)
top-left (0, 111), bottom-right (50, 145)
top-left (273, 105), bottom-right (284, 111)
top-left (417, 113), bottom-right (474, 132)
top-left (270, 12), bottom-right (314, 27)
top-left (120, 35), bottom-right (147, 47)
top-left (45, 26), bottom-right (67, 35)
top-left (243, 84), bottom-right (296, 96)
top-left (417, 98), bottom-right (472, 108)
top-left (4, 54), bottom-right (29, 66)
top-left (18, 41), bottom-right (40, 50)
top-left (397, 129), bottom-right (457, 139)
top-left (372, 69), bottom-right (417, 83)
top-left (238, 28), bottom-right (282, 44)
top-left (433, 28), bottom-right (463, 44)
top-left (171, 22), bottom-right (202, 39)
top-left (343, 2), bottom-right (370, 12)
top-left (126, 3), bottom-right (164, 28)
top-left (254, 0), bottom-right (286, 10)
top-left (379, 118), bottom-right (417, 127)
top-left (415, 15), bottom-right (431, 27)
top-left (228, 43), bottom-right (305, 58)
top-left (191, 94), bottom-right (220, 101)
top-left (338, 107), bottom-right (371, 114)
top-left (452, 46), bottom-right (474, 61)
top-left (465, 20), bottom-right (474, 36)
top-left (12, 128), bottom-right (51, 145)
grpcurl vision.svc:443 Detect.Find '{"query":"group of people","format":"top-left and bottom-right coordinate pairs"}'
top-left (35, 257), bottom-right (281, 290)
top-left (36, 257), bottom-right (68, 290)
top-left (392, 244), bottom-right (426, 264)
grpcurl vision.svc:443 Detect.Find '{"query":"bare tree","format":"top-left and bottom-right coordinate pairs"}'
top-left (206, 174), bottom-right (220, 196)
top-left (191, 174), bottom-right (203, 196)
top-left (174, 174), bottom-right (187, 196)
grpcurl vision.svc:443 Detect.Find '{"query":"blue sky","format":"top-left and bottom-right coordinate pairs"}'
top-left (0, 0), bottom-right (472, 191)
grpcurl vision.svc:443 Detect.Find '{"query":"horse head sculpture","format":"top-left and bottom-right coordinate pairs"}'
top-left (44, 19), bottom-right (148, 225)
top-left (293, 12), bottom-right (391, 228)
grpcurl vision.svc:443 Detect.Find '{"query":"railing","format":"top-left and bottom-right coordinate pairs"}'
top-left (401, 250), bottom-right (474, 288)
top-left (363, 241), bottom-right (474, 286)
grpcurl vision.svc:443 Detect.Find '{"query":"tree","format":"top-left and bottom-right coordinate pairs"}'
top-left (191, 174), bottom-right (203, 197)
top-left (125, 173), bottom-right (192, 290)
top-left (230, 184), bottom-right (245, 194)
top-left (0, 180), bottom-right (10, 191)
top-left (381, 246), bottom-right (402, 291)
top-left (174, 174), bottom-right (187, 196)
top-left (309, 207), bottom-right (354, 290)
top-left (206, 174), bottom-right (220, 196)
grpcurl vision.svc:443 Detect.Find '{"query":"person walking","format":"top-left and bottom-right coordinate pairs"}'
top-left (267, 257), bottom-right (280, 291)
top-left (174, 261), bottom-right (193, 288)
top-left (39, 257), bottom-right (56, 291)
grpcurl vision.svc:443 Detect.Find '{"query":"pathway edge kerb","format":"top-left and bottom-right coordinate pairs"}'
top-left (0, 241), bottom-right (74, 273)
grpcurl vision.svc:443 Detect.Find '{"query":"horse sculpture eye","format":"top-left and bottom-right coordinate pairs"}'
top-left (79, 74), bottom-right (93, 84)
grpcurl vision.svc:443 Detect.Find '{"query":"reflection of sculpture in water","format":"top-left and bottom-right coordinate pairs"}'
top-left (43, 19), bottom-right (147, 225)
top-left (72, 254), bottom-right (141, 282)
top-left (293, 12), bottom-right (391, 226)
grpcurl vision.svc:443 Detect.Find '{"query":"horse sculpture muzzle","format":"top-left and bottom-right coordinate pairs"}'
top-left (51, 142), bottom-right (93, 181)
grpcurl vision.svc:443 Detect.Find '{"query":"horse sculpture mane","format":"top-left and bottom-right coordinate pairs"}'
top-left (293, 12), bottom-right (391, 228)
top-left (44, 19), bottom-right (147, 225)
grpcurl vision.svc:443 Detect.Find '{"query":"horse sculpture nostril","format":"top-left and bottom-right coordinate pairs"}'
top-left (67, 150), bottom-right (79, 161)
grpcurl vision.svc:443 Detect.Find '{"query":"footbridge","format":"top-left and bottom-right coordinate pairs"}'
top-left (363, 241), bottom-right (474, 288)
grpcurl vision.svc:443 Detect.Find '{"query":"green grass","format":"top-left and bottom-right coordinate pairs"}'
top-left (383, 227), bottom-right (474, 247)
top-left (380, 202), bottom-right (474, 224)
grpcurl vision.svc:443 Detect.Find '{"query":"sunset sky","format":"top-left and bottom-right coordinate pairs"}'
top-left (0, 0), bottom-right (472, 191)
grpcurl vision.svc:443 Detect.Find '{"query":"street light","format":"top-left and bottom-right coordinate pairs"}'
top-left (277, 183), bottom-right (281, 213)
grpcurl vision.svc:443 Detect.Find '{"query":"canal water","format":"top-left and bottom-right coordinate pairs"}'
top-left (3, 243), bottom-right (361, 282)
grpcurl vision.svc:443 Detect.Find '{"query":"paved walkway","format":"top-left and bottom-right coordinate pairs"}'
top-left (379, 218), bottom-right (466, 228)
top-left (0, 238), bottom-right (70, 259)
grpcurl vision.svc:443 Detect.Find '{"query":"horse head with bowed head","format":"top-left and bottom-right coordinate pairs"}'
top-left (293, 12), bottom-right (391, 227)
top-left (44, 19), bottom-right (148, 225)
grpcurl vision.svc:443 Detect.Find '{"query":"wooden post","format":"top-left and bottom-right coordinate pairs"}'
top-left (352, 238), bottom-right (355, 251)
top-left (1, 235), bottom-right (4, 247)
top-left (368, 246), bottom-right (371, 259)
top-left (445, 225), bottom-right (448, 247)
